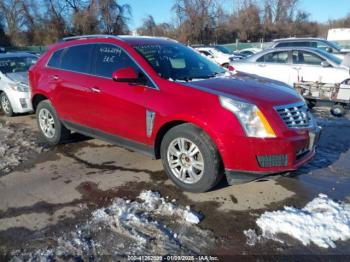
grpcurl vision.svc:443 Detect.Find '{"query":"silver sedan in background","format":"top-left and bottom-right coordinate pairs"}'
top-left (230, 47), bottom-right (350, 86)
top-left (0, 52), bottom-right (37, 116)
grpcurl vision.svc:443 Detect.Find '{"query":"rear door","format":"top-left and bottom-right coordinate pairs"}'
top-left (52, 44), bottom-right (96, 126)
top-left (291, 50), bottom-right (347, 84)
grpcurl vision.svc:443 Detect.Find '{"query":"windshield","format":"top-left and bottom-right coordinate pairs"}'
top-left (214, 45), bottom-right (232, 54)
top-left (315, 49), bottom-right (342, 65)
top-left (133, 43), bottom-right (226, 81)
top-left (0, 56), bottom-right (37, 74)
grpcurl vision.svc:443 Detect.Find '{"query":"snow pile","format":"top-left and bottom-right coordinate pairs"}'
top-left (139, 190), bottom-right (201, 224)
top-left (245, 194), bottom-right (350, 248)
top-left (92, 190), bottom-right (202, 245)
top-left (0, 120), bottom-right (45, 175)
top-left (11, 191), bottom-right (211, 260)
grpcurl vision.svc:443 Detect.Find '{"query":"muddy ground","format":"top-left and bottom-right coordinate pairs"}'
top-left (0, 108), bottom-right (350, 261)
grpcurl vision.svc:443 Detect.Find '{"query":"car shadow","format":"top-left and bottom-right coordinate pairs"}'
top-left (63, 133), bottom-right (93, 144)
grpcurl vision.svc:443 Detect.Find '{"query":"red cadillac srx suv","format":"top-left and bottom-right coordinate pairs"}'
top-left (29, 35), bottom-right (321, 192)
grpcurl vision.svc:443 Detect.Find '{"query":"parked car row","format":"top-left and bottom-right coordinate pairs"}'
top-left (228, 38), bottom-right (350, 116)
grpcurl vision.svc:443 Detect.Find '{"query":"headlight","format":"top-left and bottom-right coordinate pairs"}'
top-left (9, 83), bottom-right (28, 92)
top-left (219, 96), bottom-right (276, 138)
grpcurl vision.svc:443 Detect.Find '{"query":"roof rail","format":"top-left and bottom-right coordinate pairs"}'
top-left (61, 34), bottom-right (123, 42)
top-left (119, 35), bottom-right (178, 42)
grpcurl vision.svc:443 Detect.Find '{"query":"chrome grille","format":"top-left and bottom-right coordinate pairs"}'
top-left (275, 102), bottom-right (310, 128)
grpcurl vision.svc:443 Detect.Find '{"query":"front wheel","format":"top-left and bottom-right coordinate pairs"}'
top-left (36, 100), bottom-right (70, 145)
top-left (160, 123), bottom-right (223, 193)
top-left (0, 93), bottom-right (14, 117)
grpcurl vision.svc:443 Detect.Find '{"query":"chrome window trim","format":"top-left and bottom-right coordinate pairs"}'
top-left (45, 42), bottom-right (159, 90)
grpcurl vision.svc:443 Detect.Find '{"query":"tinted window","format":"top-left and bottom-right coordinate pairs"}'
top-left (94, 44), bottom-right (140, 78)
top-left (47, 49), bottom-right (63, 68)
top-left (61, 44), bottom-right (94, 73)
top-left (257, 51), bottom-right (289, 64)
top-left (276, 42), bottom-right (311, 47)
top-left (292, 51), bottom-right (324, 65)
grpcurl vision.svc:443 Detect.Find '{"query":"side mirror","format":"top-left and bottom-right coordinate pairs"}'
top-left (112, 67), bottom-right (139, 82)
top-left (321, 61), bottom-right (331, 67)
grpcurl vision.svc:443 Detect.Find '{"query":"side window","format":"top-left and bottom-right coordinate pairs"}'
top-left (292, 51), bottom-right (324, 65)
top-left (316, 41), bottom-right (329, 51)
top-left (61, 44), bottom-right (94, 73)
top-left (94, 44), bottom-right (139, 78)
top-left (275, 42), bottom-right (289, 48)
top-left (47, 49), bottom-right (63, 68)
top-left (257, 51), bottom-right (289, 64)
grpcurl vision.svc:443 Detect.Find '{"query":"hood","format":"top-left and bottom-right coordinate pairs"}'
top-left (182, 72), bottom-right (302, 107)
top-left (5, 72), bottom-right (29, 86)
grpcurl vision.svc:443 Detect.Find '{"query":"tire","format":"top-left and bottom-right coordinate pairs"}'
top-left (36, 100), bottom-right (70, 145)
top-left (330, 104), bottom-right (345, 117)
top-left (160, 123), bottom-right (223, 193)
top-left (0, 93), bottom-right (14, 117)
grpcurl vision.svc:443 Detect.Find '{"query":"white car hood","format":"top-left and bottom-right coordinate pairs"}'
top-left (5, 72), bottom-right (29, 86)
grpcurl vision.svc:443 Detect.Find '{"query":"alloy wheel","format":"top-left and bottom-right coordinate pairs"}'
top-left (38, 108), bottom-right (56, 139)
top-left (1, 95), bottom-right (11, 114)
top-left (167, 137), bottom-right (204, 184)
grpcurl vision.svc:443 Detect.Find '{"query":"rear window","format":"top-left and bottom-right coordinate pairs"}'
top-left (60, 44), bottom-right (94, 74)
top-left (47, 49), bottom-right (63, 68)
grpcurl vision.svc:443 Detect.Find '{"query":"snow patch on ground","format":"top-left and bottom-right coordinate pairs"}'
top-left (10, 190), bottom-right (211, 261)
top-left (0, 120), bottom-right (45, 175)
top-left (244, 194), bottom-right (350, 248)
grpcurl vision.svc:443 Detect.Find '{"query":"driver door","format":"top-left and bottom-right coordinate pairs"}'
top-left (88, 43), bottom-right (153, 144)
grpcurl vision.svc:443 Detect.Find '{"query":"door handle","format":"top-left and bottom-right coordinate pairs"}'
top-left (258, 64), bottom-right (266, 67)
top-left (51, 75), bottom-right (59, 80)
top-left (293, 66), bottom-right (301, 70)
top-left (90, 87), bottom-right (101, 93)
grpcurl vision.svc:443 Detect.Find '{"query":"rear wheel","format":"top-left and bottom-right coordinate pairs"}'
top-left (0, 93), bottom-right (14, 117)
top-left (36, 100), bottom-right (70, 145)
top-left (160, 123), bottom-right (223, 192)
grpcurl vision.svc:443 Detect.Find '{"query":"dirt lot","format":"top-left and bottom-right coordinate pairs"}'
top-left (0, 108), bottom-right (350, 261)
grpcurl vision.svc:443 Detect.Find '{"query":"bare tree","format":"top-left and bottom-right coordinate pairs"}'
top-left (172, 0), bottom-right (218, 44)
top-left (99, 0), bottom-right (131, 34)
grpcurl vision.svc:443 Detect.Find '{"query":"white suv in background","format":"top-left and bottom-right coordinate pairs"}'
top-left (0, 52), bottom-right (37, 116)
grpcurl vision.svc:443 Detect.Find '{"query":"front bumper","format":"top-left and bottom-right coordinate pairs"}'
top-left (224, 126), bottom-right (321, 185)
top-left (6, 89), bottom-right (33, 113)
